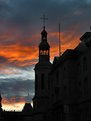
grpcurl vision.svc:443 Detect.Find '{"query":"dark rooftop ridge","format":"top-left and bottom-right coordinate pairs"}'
top-left (80, 32), bottom-right (91, 41)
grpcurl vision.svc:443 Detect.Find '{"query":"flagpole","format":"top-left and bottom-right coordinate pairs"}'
top-left (59, 24), bottom-right (61, 56)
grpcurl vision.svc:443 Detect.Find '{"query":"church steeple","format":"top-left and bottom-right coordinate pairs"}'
top-left (39, 26), bottom-right (50, 62)
top-left (33, 17), bottom-right (52, 113)
top-left (41, 26), bottom-right (47, 40)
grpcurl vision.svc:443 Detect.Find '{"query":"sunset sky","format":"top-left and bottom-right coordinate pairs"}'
top-left (0, 0), bottom-right (91, 111)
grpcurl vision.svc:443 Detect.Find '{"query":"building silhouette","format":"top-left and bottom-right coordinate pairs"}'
top-left (32, 27), bottom-right (91, 121)
top-left (0, 26), bottom-right (91, 121)
top-left (33, 26), bottom-right (52, 121)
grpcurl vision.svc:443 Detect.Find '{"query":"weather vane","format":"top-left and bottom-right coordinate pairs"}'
top-left (40, 14), bottom-right (48, 27)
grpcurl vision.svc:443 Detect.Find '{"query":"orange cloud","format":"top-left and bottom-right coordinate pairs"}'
top-left (0, 44), bottom-right (38, 66)
top-left (0, 29), bottom-right (80, 67)
top-left (49, 31), bottom-right (80, 59)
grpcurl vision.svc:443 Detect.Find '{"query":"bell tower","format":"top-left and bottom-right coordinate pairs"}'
top-left (39, 26), bottom-right (50, 62)
top-left (33, 23), bottom-right (52, 116)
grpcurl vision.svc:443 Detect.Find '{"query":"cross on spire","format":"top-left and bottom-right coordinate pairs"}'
top-left (40, 14), bottom-right (48, 27)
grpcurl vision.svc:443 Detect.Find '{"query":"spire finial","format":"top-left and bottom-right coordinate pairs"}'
top-left (43, 26), bottom-right (45, 30)
top-left (40, 14), bottom-right (48, 27)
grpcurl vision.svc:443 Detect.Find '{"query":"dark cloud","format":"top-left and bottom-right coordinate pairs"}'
top-left (0, 0), bottom-right (91, 39)
top-left (8, 0), bottom-right (91, 27)
top-left (0, 56), bottom-right (8, 63)
top-left (0, 78), bottom-right (34, 100)
top-left (0, 0), bottom-right (11, 20)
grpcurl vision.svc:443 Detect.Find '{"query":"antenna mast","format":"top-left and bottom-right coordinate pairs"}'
top-left (59, 24), bottom-right (61, 56)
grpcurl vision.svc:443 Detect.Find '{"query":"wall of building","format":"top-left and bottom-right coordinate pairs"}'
top-left (47, 34), bottom-right (91, 121)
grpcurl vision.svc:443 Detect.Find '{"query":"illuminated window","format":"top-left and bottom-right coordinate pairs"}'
top-left (45, 50), bottom-right (49, 55)
top-left (40, 50), bottom-right (49, 55)
top-left (44, 50), bottom-right (48, 55)
top-left (40, 50), bottom-right (44, 55)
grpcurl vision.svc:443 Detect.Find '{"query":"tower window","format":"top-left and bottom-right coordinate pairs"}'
top-left (44, 50), bottom-right (49, 55)
top-left (35, 74), bottom-right (38, 90)
top-left (40, 50), bottom-right (49, 55)
top-left (40, 50), bottom-right (44, 55)
top-left (56, 71), bottom-right (59, 84)
top-left (55, 86), bottom-right (60, 99)
top-left (83, 57), bottom-right (87, 72)
top-left (41, 73), bottom-right (44, 89)
top-left (48, 79), bottom-right (50, 90)
top-left (83, 77), bottom-right (88, 96)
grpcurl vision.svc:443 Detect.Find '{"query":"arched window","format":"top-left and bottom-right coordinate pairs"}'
top-left (56, 71), bottom-right (59, 84)
top-left (83, 57), bottom-right (87, 72)
top-left (40, 50), bottom-right (49, 55)
top-left (41, 73), bottom-right (44, 89)
top-left (40, 50), bottom-right (44, 55)
top-left (35, 74), bottom-right (38, 90)
top-left (84, 77), bottom-right (88, 96)
top-left (45, 50), bottom-right (49, 55)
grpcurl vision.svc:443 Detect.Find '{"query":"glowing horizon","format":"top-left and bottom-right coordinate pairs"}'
top-left (2, 96), bottom-right (33, 111)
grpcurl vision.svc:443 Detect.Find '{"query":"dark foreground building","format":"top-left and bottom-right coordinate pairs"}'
top-left (0, 26), bottom-right (91, 121)
top-left (33, 27), bottom-right (91, 121)
top-left (49, 32), bottom-right (91, 121)
top-left (0, 102), bottom-right (33, 121)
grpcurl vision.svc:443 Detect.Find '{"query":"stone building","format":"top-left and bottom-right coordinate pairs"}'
top-left (48, 32), bottom-right (91, 121)
top-left (33, 26), bottom-right (91, 121)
